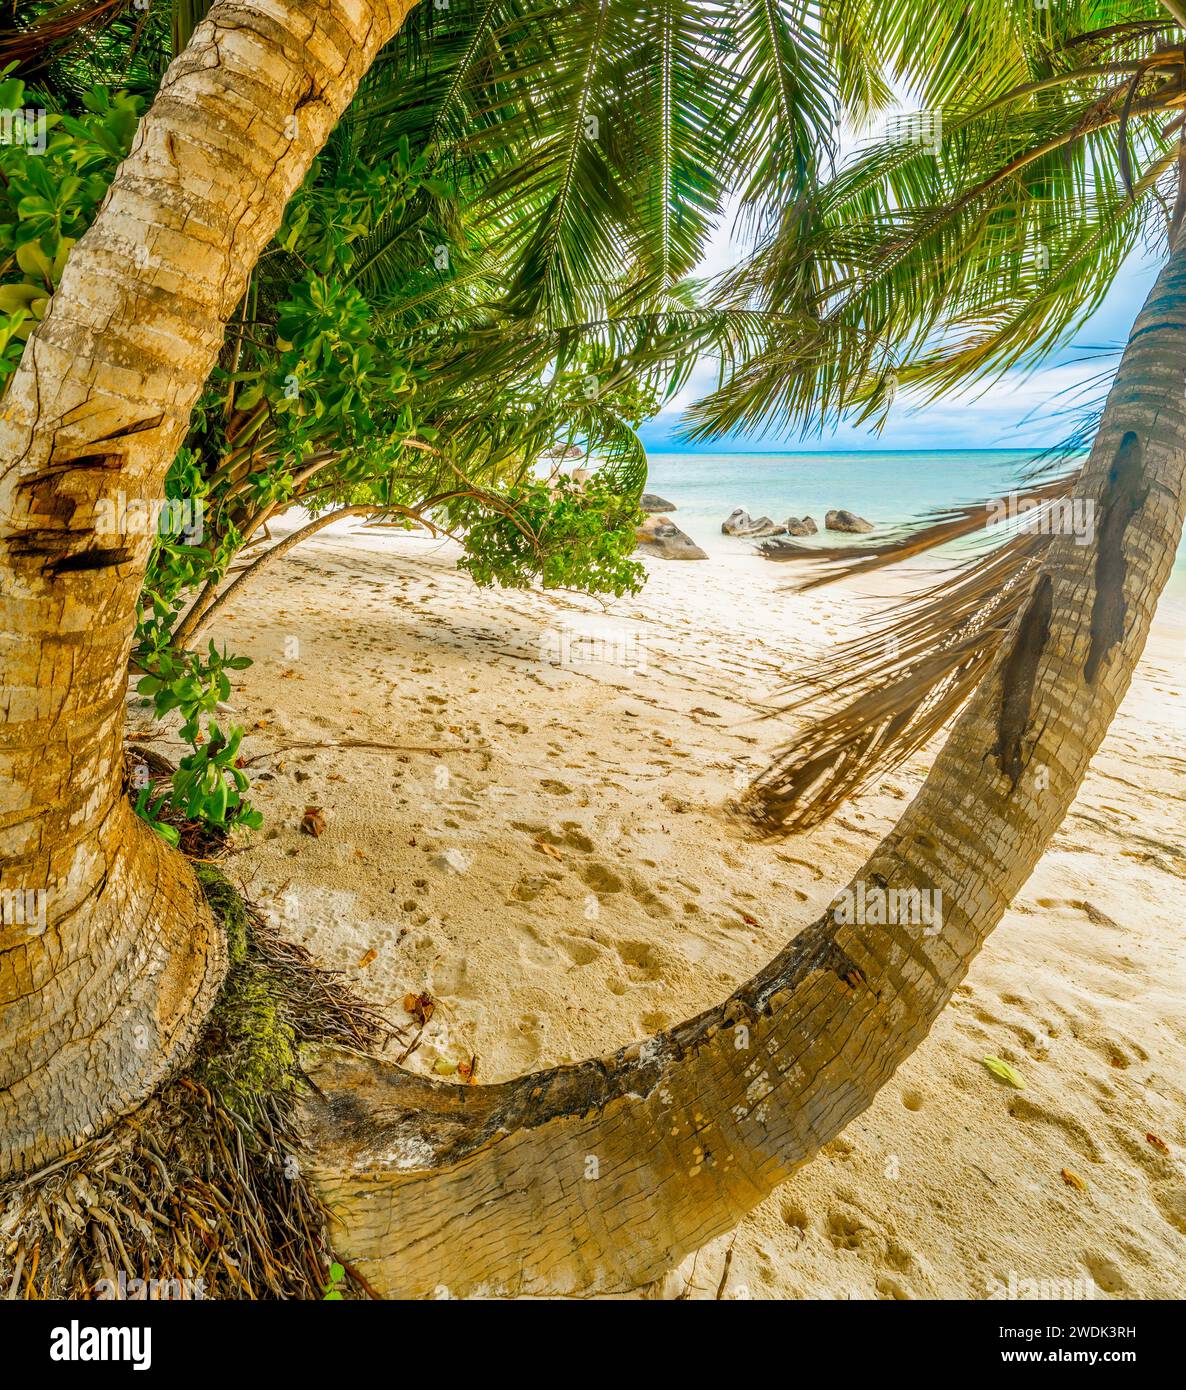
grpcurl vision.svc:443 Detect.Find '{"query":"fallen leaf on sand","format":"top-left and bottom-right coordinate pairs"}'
top-left (982, 1055), bottom-right (1026, 1089)
top-left (740, 912), bottom-right (763, 928)
top-left (458, 1054), bottom-right (480, 1084)
top-left (358, 948), bottom-right (378, 969)
top-left (433, 1058), bottom-right (458, 1076)
top-left (534, 839), bottom-right (563, 860)
top-left (300, 806), bottom-right (326, 837)
top-left (1146, 1132), bottom-right (1170, 1154)
top-left (404, 991), bottom-right (435, 1025)
top-left (1061, 1168), bottom-right (1087, 1192)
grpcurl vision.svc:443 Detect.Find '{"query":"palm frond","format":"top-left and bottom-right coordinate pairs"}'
top-left (758, 470), bottom-right (1077, 585)
top-left (688, 37), bottom-right (1182, 440)
top-left (1, 1), bottom-right (131, 76)
top-left (745, 525), bottom-right (1053, 833)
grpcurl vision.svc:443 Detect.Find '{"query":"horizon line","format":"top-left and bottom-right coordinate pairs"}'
top-left (645, 446), bottom-right (1062, 455)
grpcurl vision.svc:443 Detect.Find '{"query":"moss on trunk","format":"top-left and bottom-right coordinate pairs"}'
top-left (0, 866), bottom-right (397, 1300)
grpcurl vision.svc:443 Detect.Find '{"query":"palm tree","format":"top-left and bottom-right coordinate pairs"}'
top-left (4, 0), bottom-right (1183, 1300)
top-left (0, 0), bottom-right (423, 1177)
top-left (298, 3), bottom-right (1186, 1293)
top-left (13, 1), bottom-right (796, 647)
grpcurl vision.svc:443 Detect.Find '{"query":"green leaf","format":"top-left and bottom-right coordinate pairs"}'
top-left (15, 239), bottom-right (53, 281)
top-left (982, 1055), bottom-right (1026, 1089)
top-left (234, 381), bottom-right (264, 411)
top-left (0, 283), bottom-right (41, 314)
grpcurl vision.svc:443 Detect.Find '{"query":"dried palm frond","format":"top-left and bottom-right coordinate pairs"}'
top-left (756, 469), bottom-right (1076, 587)
top-left (0, 1), bottom-right (131, 74)
top-left (743, 474), bottom-right (1085, 834)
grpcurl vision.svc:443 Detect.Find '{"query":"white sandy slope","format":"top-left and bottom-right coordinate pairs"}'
top-left (142, 515), bottom-right (1186, 1300)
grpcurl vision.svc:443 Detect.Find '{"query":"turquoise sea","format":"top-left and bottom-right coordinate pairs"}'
top-left (645, 450), bottom-right (1186, 589)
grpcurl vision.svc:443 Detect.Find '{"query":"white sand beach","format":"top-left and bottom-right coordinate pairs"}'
top-left (131, 515), bottom-right (1186, 1300)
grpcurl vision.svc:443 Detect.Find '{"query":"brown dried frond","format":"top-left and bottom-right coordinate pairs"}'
top-left (757, 471), bottom-right (1076, 591)
top-left (745, 523), bottom-right (1055, 835)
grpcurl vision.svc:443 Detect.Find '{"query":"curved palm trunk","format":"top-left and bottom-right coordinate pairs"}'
top-left (302, 234), bottom-right (1186, 1295)
top-left (0, 0), bottom-right (417, 1179)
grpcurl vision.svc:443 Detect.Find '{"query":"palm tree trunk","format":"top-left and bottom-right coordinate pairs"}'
top-left (0, 0), bottom-right (417, 1179)
top-left (302, 222), bottom-right (1186, 1296)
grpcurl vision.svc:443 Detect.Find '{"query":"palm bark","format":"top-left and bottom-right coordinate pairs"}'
top-left (302, 230), bottom-right (1186, 1296)
top-left (0, 0), bottom-right (417, 1179)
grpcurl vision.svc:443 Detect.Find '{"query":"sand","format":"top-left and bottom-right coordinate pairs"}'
top-left (132, 513), bottom-right (1186, 1299)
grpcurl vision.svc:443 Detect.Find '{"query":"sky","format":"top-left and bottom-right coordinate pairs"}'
top-left (640, 120), bottom-right (1164, 456)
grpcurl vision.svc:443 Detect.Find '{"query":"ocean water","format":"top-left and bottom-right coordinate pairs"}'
top-left (645, 450), bottom-right (1186, 588)
top-left (647, 449), bottom-right (1060, 549)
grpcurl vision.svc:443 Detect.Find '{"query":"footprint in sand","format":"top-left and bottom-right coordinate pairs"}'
top-left (504, 1014), bottom-right (544, 1069)
top-left (1082, 1252), bottom-right (1129, 1294)
top-left (876, 1275), bottom-right (912, 1300)
top-left (431, 956), bottom-right (475, 1000)
top-left (630, 887), bottom-right (674, 922)
top-left (616, 940), bottom-right (663, 982)
top-left (561, 825), bottom-right (595, 853)
top-left (825, 1205), bottom-right (874, 1252)
top-left (514, 921), bottom-right (557, 969)
top-left (581, 862), bottom-right (625, 894)
top-left (779, 1201), bottom-right (810, 1237)
top-left (1092, 1036), bottom-right (1148, 1070)
top-left (509, 874), bottom-right (551, 903)
top-left (1152, 1183), bottom-right (1186, 1234)
top-left (1007, 1095), bottom-right (1102, 1162)
top-left (559, 936), bottom-right (601, 967)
